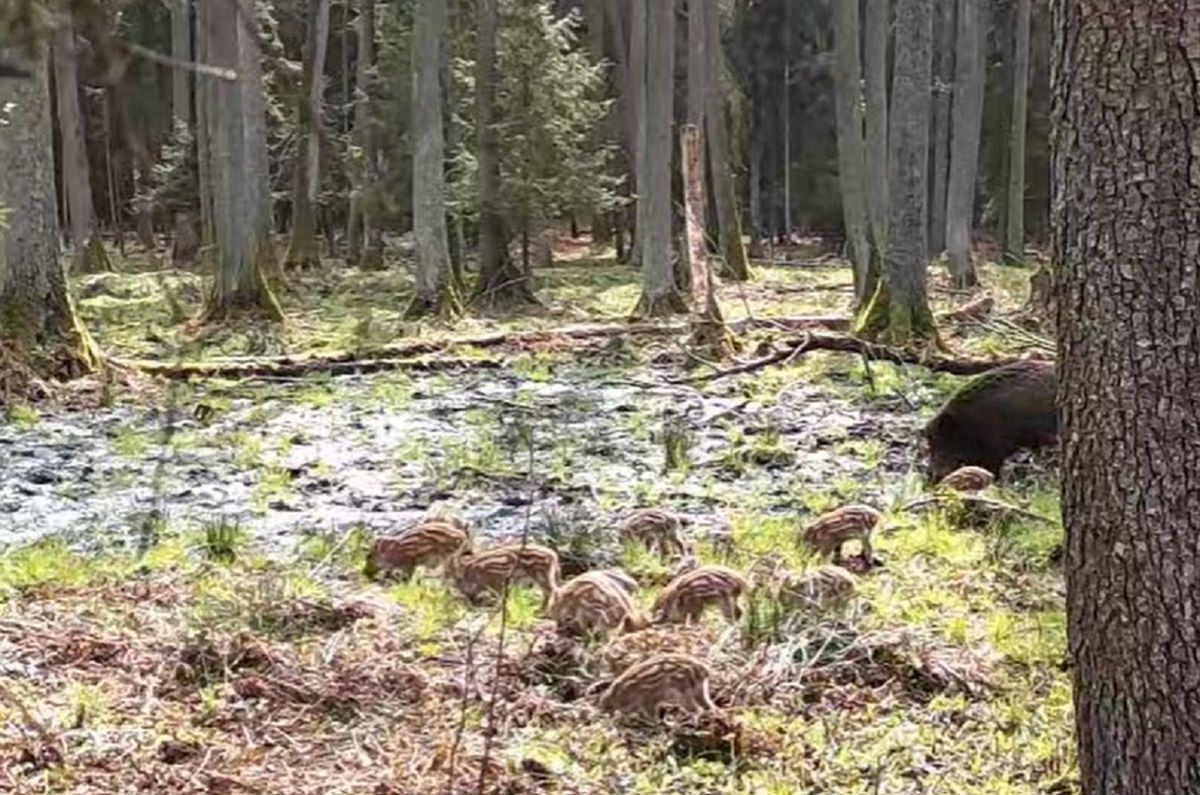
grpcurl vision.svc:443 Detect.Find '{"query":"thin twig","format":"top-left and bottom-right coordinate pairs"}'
top-left (476, 428), bottom-right (537, 794)
top-left (901, 493), bottom-right (1057, 524)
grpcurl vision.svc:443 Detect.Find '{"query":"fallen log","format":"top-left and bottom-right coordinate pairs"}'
top-left (673, 331), bottom-right (1049, 384)
top-left (119, 316), bottom-right (853, 381)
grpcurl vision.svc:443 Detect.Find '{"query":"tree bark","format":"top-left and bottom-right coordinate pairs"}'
top-left (201, 0), bottom-right (282, 320)
top-left (928, 0), bottom-right (953, 256)
top-left (406, 0), bottom-right (459, 319)
top-left (856, 0), bottom-right (936, 344)
top-left (473, 0), bottom-right (535, 306)
top-left (862, 0), bottom-right (889, 292)
top-left (1054, 1), bottom-right (1200, 791)
top-left (239, 0), bottom-right (276, 274)
top-left (831, 0), bottom-right (870, 301)
top-left (0, 43), bottom-right (97, 378)
top-left (944, 0), bottom-right (985, 288)
top-left (284, 0), bottom-right (330, 269)
top-left (632, 0), bottom-right (685, 318)
top-left (628, 0), bottom-right (647, 267)
top-left (171, 0), bottom-right (191, 127)
top-left (51, 16), bottom-right (110, 273)
top-left (1004, 0), bottom-right (1031, 263)
top-left (704, 0), bottom-right (749, 282)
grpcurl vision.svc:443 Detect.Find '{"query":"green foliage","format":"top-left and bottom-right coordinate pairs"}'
top-left (450, 1), bottom-right (619, 247)
top-left (197, 518), bottom-right (248, 564)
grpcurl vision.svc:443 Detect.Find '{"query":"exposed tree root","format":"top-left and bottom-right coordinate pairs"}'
top-left (630, 290), bottom-right (688, 319)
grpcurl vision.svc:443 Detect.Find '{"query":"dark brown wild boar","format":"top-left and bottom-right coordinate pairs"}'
top-left (923, 360), bottom-right (1056, 482)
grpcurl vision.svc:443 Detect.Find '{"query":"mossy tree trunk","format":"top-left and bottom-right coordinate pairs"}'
top-left (632, 0), bottom-right (686, 318)
top-left (348, 0), bottom-right (384, 270)
top-left (473, 0), bottom-right (536, 308)
top-left (52, 16), bottom-right (111, 274)
top-left (855, 0), bottom-right (937, 345)
top-left (284, 0), bottom-right (330, 270)
top-left (200, 0), bottom-right (283, 321)
top-left (0, 44), bottom-right (98, 379)
top-left (406, 0), bottom-right (460, 320)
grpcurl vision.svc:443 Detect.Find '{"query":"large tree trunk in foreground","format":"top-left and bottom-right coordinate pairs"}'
top-left (1055, 2), bottom-right (1200, 792)
top-left (856, 0), bottom-right (936, 344)
top-left (473, 0), bottom-right (534, 307)
top-left (944, 0), bottom-right (984, 288)
top-left (52, 18), bottom-right (110, 274)
top-left (831, 0), bottom-right (870, 301)
top-left (1004, 0), bottom-right (1031, 263)
top-left (284, 0), bottom-right (330, 269)
top-left (632, 0), bottom-right (685, 318)
top-left (0, 45), bottom-right (97, 378)
top-left (406, 0), bottom-right (459, 319)
top-left (201, 0), bottom-right (282, 320)
top-left (704, 0), bottom-right (749, 283)
top-left (862, 0), bottom-right (889, 292)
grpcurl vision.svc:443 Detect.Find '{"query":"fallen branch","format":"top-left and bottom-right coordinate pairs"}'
top-left (119, 317), bottom-right (852, 381)
top-left (901, 493), bottom-right (1058, 525)
top-left (671, 331), bottom-right (1047, 384)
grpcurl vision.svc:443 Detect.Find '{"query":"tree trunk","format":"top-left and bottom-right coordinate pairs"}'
top-left (632, 0), bottom-right (685, 318)
top-left (1003, 0), bottom-right (1030, 263)
top-left (586, 0), bottom-right (615, 250)
top-left (856, 0), bottom-right (936, 345)
top-left (628, 0), bottom-right (647, 267)
top-left (284, 0), bottom-right (330, 269)
top-left (406, 0), bottom-right (459, 319)
top-left (239, 0), bottom-right (277, 278)
top-left (603, 0), bottom-right (635, 259)
top-left (52, 16), bottom-right (110, 274)
top-left (831, 0), bottom-right (870, 301)
top-left (928, 0), bottom-right (953, 256)
top-left (201, 0), bottom-right (282, 320)
top-left (171, 0), bottom-right (191, 127)
top-left (0, 44), bottom-right (97, 378)
top-left (704, 0), bottom-right (749, 283)
top-left (1054, 2), bottom-right (1200, 791)
top-left (863, 0), bottom-right (889, 290)
top-left (944, 0), bottom-right (984, 288)
top-left (473, 0), bottom-right (535, 306)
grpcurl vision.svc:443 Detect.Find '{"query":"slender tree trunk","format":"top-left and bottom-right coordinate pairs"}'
top-left (406, 0), bottom-right (459, 319)
top-left (201, 0), bottom-right (282, 320)
top-left (52, 17), bottom-right (110, 273)
top-left (944, 0), bottom-right (984, 288)
top-left (863, 0), bottom-right (889, 290)
top-left (628, 0), bottom-right (647, 267)
top-left (473, 0), bottom-right (535, 306)
top-left (171, 0), bottom-right (191, 127)
top-left (856, 0), bottom-right (936, 344)
top-left (687, 0), bottom-right (706, 131)
top-left (632, 0), bottom-right (684, 317)
top-left (239, 0), bottom-right (277, 277)
top-left (1054, 2), bottom-right (1200, 791)
top-left (195, 0), bottom-right (213, 252)
top-left (0, 44), bottom-right (97, 378)
top-left (348, 0), bottom-right (383, 269)
top-left (781, 60), bottom-right (790, 241)
top-left (928, 0), bottom-right (953, 256)
top-left (704, 0), bottom-right (748, 282)
top-left (284, 0), bottom-right (330, 269)
top-left (831, 0), bottom-right (870, 300)
top-left (604, 0), bottom-right (634, 259)
top-left (1004, 0), bottom-right (1031, 263)
top-left (586, 0), bottom-right (615, 249)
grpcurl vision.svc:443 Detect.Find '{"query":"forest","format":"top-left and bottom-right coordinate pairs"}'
top-left (0, 0), bottom-right (1194, 793)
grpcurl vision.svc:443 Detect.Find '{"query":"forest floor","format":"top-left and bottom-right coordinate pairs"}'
top-left (0, 238), bottom-right (1073, 794)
